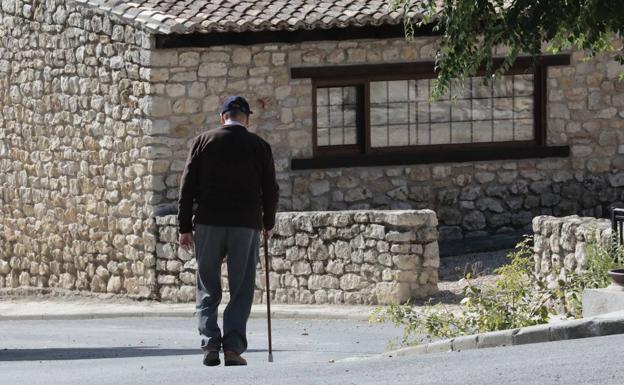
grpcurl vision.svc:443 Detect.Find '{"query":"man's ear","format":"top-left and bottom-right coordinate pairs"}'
top-left (220, 113), bottom-right (225, 124)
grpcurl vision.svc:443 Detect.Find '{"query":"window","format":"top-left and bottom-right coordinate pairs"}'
top-left (315, 86), bottom-right (359, 146)
top-left (291, 55), bottom-right (571, 169)
top-left (366, 75), bottom-right (535, 148)
top-left (316, 75), bottom-right (536, 153)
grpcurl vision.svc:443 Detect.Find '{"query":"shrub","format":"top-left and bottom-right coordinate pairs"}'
top-left (371, 232), bottom-right (624, 346)
top-left (564, 231), bottom-right (624, 316)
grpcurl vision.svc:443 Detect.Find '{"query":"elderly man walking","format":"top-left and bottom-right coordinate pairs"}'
top-left (177, 95), bottom-right (279, 367)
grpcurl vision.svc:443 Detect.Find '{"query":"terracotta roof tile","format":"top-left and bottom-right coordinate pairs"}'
top-left (79, 0), bottom-right (426, 35)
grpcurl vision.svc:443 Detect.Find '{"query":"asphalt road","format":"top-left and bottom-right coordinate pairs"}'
top-left (0, 317), bottom-right (621, 385)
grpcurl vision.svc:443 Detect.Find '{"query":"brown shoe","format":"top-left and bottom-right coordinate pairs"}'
top-left (202, 349), bottom-right (220, 366)
top-left (224, 350), bottom-right (247, 366)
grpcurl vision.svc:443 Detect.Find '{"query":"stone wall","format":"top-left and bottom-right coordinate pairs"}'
top-left (2, 0), bottom-right (624, 299)
top-left (154, 210), bottom-right (439, 305)
top-left (532, 215), bottom-right (612, 279)
top-left (148, 38), bottom-right (624, 242)
top-left (0, 0), bottom-right (158, 296)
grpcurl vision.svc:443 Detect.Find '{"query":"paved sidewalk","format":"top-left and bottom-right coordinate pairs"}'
top-left (0, 295), bottom-right (376, 321)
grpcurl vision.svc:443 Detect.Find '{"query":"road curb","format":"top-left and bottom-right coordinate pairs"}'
top-left (376, 310), bottom-right (624, 358)
top-left (0, 307), bottom-right (371, 322)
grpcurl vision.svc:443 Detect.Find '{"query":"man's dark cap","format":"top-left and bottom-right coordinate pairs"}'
top-left (221, 95), bottom-right (253, 115)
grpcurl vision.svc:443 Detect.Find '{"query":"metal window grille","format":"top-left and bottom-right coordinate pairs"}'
top-left (367, 75), bottom-right (534, 148)
top-left (316, 86), bottom-right (358, 147)
top-left (611, 207), bottom-right (624, 249)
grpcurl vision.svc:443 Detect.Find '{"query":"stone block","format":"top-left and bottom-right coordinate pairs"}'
top-left (179, 52), bottom-right (199, 67)
top-left (198, 62), bottom-right (227, 77)
top-left (275, 216), bottom-right (295, 236)
top-left (390, 244), bottom-right (410, 254)
top-left (179, 272), bottom-right (195, 285)
top-left (392, 254), bottom-right (418, 270)
top-left (309, 180), bottom-right (330, 196)
top-left (295, 233), bottom-right (310, 247)
top-left (0, 260), bottom-right (10, 275)
top-left (314, 289), bottom-right (328, 304)
top-left (160, 286), bottom-right (178, 301)
top-left (291, 261), bottom-right (311, 276)
top-left (106, 276), bottom-right (122, 293)
top-left (148, 97), bottom-right (172, 117)
top-left (308, 275), bottom-right (339, 290)
top-left (373, 282), bottom-right (410, 304)
top-left (385, 231), bottom-right (415, 243)
top-left (333, 240), bottom-right (351, 259)
top-left (158, 275), bottom-right (177, 285)
top-left (370, 210), bottom-right (437, 228)
top-left (340, 274), bottom-right (362, 291)
top-left (364, 224), bottom-right (385, 240)
top-left (308, 238), bottom-right (329, 260)
top-left (423, 242), bottom-right (439, 260)
top-left (59, 273), bottom-right (76, 290)
top-left (178, 286), bottom-right (196, 302)
top-left (326, 260), bottom-right (344, 275)
top-left (376, 241), bottom-right (389, 253)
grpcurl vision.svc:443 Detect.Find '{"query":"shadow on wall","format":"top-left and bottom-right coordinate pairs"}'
top-left (439, 230), bottom-right (526, 258)
top-left (154, 203), bottom-right (178, 217)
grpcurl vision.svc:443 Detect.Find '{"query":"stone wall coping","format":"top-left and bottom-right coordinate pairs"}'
top-left (156, 209), bottom-right (438, 228)
top-left (157, 209), bottom-right (436, 217)
top-left (532, 215), bottom-right (612, 233)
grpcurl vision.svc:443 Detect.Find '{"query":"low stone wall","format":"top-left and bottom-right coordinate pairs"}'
top-left (532, 215), bottom-right (612, 278)
top-left (155, 210), bottom-right (439, 305)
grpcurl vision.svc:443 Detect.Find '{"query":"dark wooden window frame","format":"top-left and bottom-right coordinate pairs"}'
top-left (291, 54), bottom-right (571, 170)
top-left (313, 80), bottom-right (367, 157)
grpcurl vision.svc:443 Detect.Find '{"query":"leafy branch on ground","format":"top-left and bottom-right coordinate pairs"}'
top-left (371, 231), bottom-right (624, 346)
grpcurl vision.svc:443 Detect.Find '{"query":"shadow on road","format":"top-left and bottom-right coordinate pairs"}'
top-left (0, 347), bottom-right (281, 361)
top-left (0, 347), bottom-right (200, 361)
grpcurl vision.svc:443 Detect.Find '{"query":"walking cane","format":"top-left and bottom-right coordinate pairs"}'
top-left (263, 231), bottom-right (274, 362)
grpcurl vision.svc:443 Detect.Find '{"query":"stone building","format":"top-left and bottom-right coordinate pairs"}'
top-left (1, 0), bottom-right (623, 299)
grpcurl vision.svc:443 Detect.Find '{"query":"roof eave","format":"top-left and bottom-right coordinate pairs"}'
top-left (154, 20), bottom-right (438, 49)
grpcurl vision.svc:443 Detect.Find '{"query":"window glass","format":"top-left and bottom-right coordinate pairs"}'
top-left (368, 74), bottom-right (534, 148)
top-left (370, 80), bottom-right (414, 147)
top-left (316, 86), bottom-right (358, 146)
top-left (451, 121), bottom-right (472, 143)
top-left (371, 124), bottom-right (388, 147)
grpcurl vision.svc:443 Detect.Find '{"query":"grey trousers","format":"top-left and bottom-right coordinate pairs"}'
top-left (193, 224), bottom-right (260, 354)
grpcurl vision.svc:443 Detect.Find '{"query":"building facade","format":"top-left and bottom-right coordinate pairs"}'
top-left (1, 0), bottom-right (623, 298)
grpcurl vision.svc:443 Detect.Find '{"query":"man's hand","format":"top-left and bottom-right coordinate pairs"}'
top-left (179, 232), bottom-right (193, 251)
